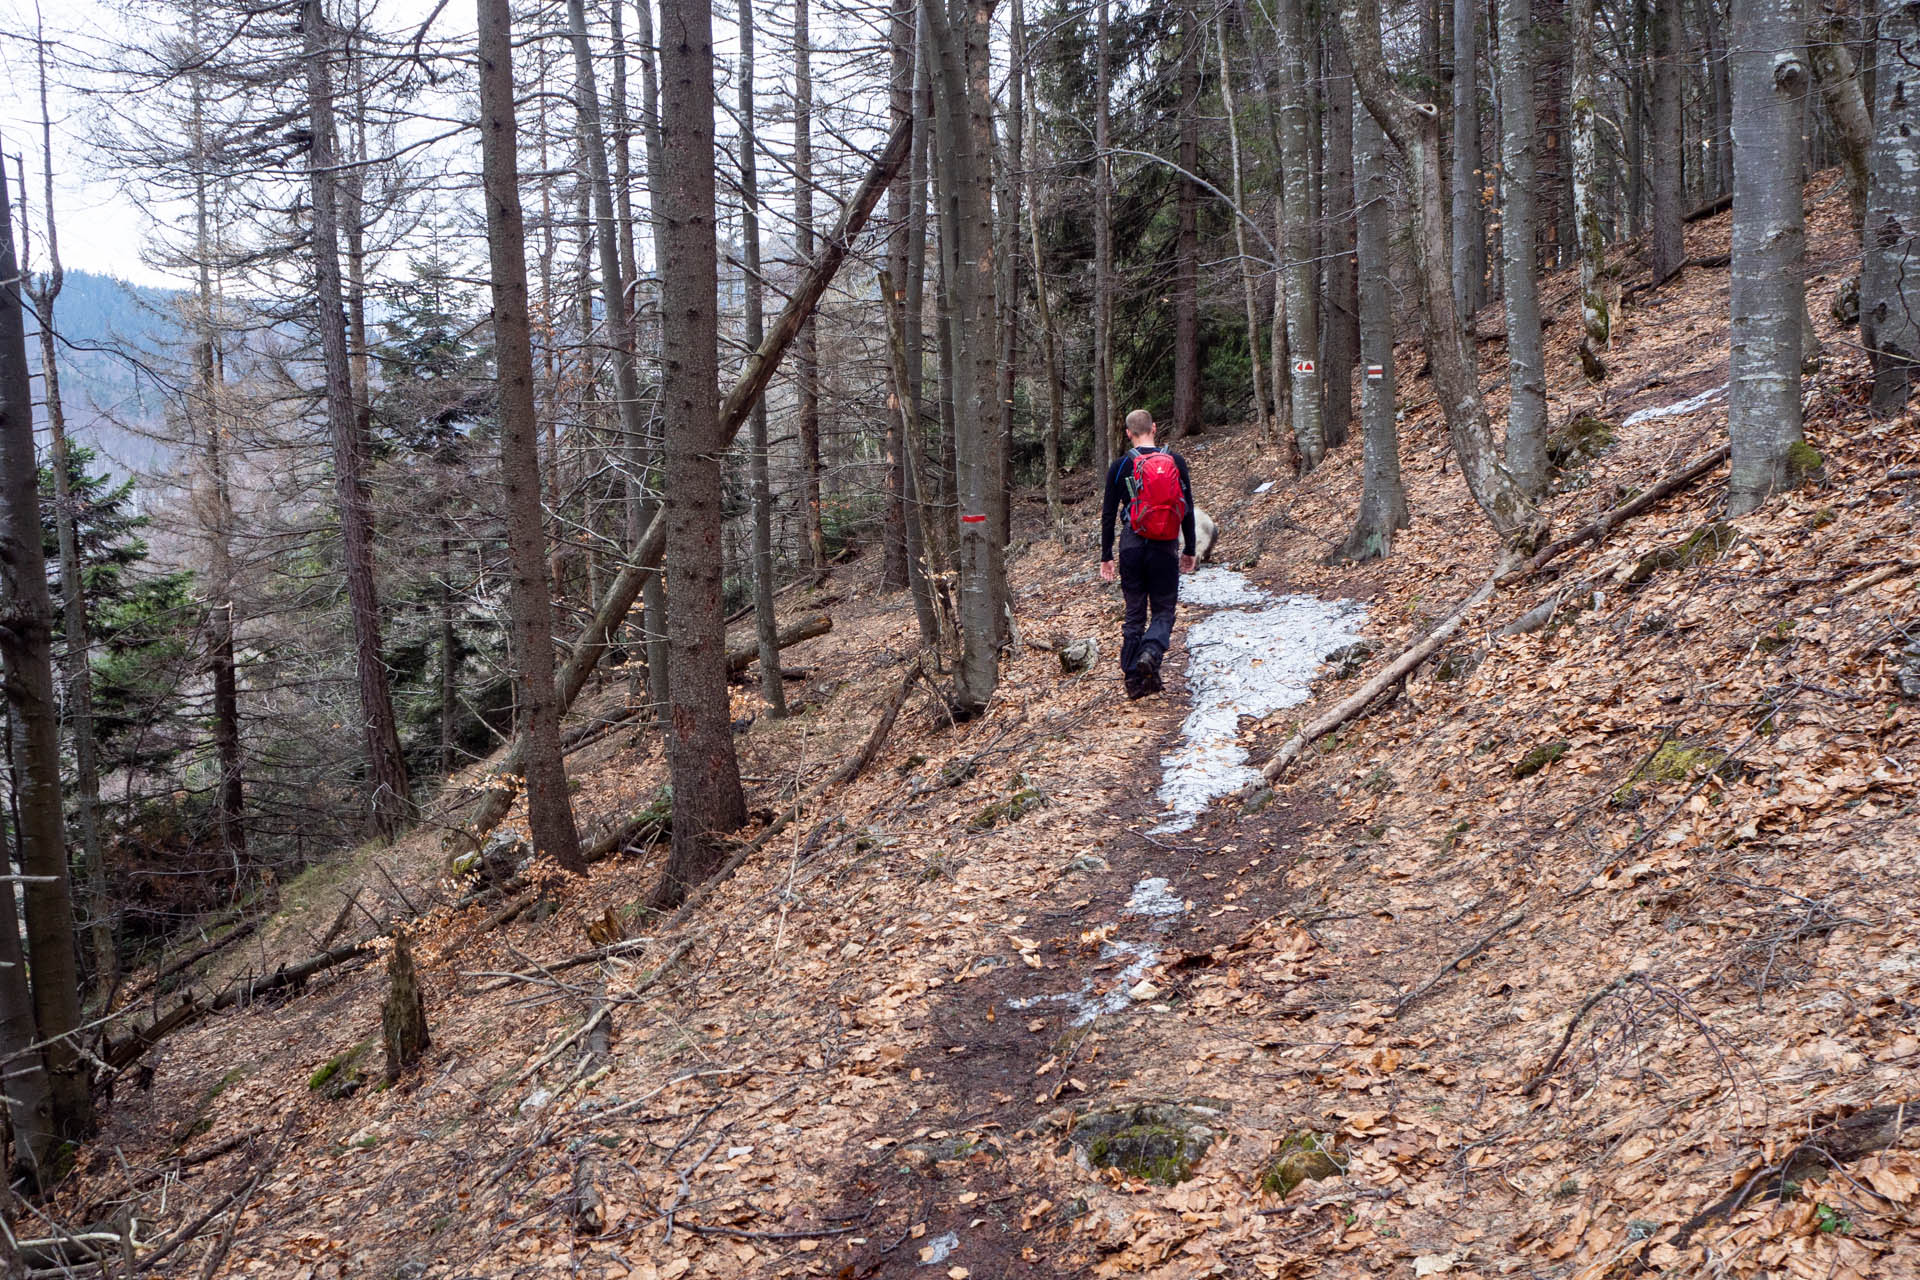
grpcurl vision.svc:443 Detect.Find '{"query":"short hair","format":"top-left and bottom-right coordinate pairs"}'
top-left (1125, 409), bottom-right (1156, 438)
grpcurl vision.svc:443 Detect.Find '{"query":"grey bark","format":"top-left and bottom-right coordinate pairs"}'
top-left (1808, 11), bottom-right (1871, 231)
top-left (995, 0), bottom-right (1023, 545)
top-left (920, 0), bottom-right (1006, 713)
top-left (1452, 0), bottom-right (1487, 315)
top-left (1649, 0), bottom-right (1686, 282)
top-left (1496, 0), bottom-right (1549, 494)
top-left (1323, 34), bottom-right (1358, 450)
top-left (1173, 10), bottom-right (1203, 440)
top-left (1862, 0), bottom-right (1920, 412)
top-left (0, 131), bottom-right (93, 1153)
top-left (304, 0), bottom-right (411, 837)
top-left (1019, 0), bottom-right (1066, 533)
top-left (1277, 0), bottom-right (1326, 467)
top-left (477, 0), bottom-right (586, 873)
top-left (735, 0), bottom-right (785, 716)
top-left (1727, 0), bottom-right (1809, 514)
top-left (883, 0), bottom-right (917, 592)
top-left (1570, 0), bottom-right (1610, 345)
top-left (0, 811), bottom-right (53, 1189)
top-left (1341, 0), bottom-right (1547, 551)
top-left (1335, 101), bottom-right (1411, 562)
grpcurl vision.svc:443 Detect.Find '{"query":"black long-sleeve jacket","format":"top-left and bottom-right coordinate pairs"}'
top-left (1100, 445), bottom-right (1197, 560)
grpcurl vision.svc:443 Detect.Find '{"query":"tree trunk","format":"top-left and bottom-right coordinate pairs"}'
top-left (1278, 0), bottom-right (1326, 467)
top-left (889, 12), bottom-right (941, 642)
top-left (1727, 0), bottom-right (1809, 513)
top-left (459, 121), bottom-right (910, 842)
top-left (1569, 0), bottom-right (1609, 345)
top-left (995, 0), bottom-right (1024, 548)
top-left (0, 142), bottom-right (93, 1151)
top-left (1649, 0), bottom-right (1686, 282)
top-left (921, 0), bottom-right (1006, 714)
top-left (631, 0), bottom-right (672, 724)
top-left (1323, 34), bottom-right (1358, 450)
top-left (1705, 0), bottom-right (1733, 193)
top-left (648, 0), bottom-right (749, 905)
top-left (0, 812), bottom-right (54, 1190)
top-left (1452, 0), bottom-right (1487, 316)
top-left (304, 0), bottom-right (411, 838)
top-left (1341, 0), bottom-right (1547, 551)
top-left (1092, 0), bottom-right (1116, 473)
top-left (189, 43), bottom-right (246, 875)
top-left (1019, 0), bottom-right (1067, 533)
top-left (883, 0), bottom-right (915, 593)
top-left (22, 68), bottom-right (114, 992)
top-left (1215, 17), bottom-right (1273, 442)
top-left (795, 0), bottom-right (825, 572)
top-left (477, 0), bottom-right (587, 874)
top-left (1173, 12), bottom-right (1204, 441)
top-left (1862, 0), bottom-right (1920, 411)
top-left (1808, 11), bottom-right (1871, 232)
top-left (736, 0), bottom-right (786, 716)
top-left (1336, 100), bottom-right (1412, 562)
top-left (1496, 0), bottom-right (1550, 495)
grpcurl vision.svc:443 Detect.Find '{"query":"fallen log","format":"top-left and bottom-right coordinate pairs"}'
top-left (725, 613), bottom-right (831, 674)
top-left (1499, 443), bottom-right (1731, 584)
top-left (1259, 576), bottom-right (1498, 783)
top-left (460, 118), bottom-right (912, 843)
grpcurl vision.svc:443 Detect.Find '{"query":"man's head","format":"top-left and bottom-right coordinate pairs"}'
top-left (1125, 409), bottom-right (1157, 444)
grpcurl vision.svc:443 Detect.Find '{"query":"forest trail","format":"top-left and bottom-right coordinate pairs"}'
top-left (54, 180), bottom-right (1920, 1279)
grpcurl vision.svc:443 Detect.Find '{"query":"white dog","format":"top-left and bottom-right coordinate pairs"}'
top-left (1193, 507), bottom-right (1218, 562)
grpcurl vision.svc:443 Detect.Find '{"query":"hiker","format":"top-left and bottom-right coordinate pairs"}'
top-left (1099, 409), bottom-right (1198, 698)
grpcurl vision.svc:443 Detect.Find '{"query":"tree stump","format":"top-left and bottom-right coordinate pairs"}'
top-left (382, 931), bottom-right (430, 1083)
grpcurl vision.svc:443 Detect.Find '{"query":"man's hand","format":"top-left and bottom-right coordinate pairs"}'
top-left (1099, 559), bottom-right (1117, 583)
top-left (1180, 555), bottom-right (1197, 574)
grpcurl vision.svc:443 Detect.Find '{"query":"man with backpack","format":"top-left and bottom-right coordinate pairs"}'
top-left (1099, 409), bottom-right (1198, 698)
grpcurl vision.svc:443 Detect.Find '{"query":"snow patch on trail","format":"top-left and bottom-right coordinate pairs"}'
top-left (1153, 568), bottom-right (1366, 833)
top-left (1622, 382), bottom-right (1727, 427)
top-left (1007, 878), bottom-right (1187, 1025)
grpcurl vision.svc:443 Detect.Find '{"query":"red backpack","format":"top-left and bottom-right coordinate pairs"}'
top-left (1126, 449), bottom-right (1187, 542)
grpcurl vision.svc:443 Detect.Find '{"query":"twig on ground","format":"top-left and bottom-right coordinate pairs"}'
top-left (1390, 912), bottom-right (1526, 1018)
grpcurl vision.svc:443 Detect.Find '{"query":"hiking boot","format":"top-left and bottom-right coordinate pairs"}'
top-left (1124, 668), bottom-right (1150, 700)
top-left (1133, 648), bottom-right (1164, 696)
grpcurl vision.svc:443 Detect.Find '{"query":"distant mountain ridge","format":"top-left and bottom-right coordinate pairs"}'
top-left (29, 269), bottom-right (185, 477)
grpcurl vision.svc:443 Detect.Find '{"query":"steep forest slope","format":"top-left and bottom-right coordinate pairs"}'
top-left (56, 182), bottom-right (1919, 1279)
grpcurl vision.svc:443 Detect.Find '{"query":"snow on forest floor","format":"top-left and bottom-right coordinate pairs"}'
top-left (1151, 567), bottom-right (1366, 832)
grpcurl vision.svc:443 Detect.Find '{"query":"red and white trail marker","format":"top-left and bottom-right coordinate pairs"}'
top-left (1365, 364), bottom-right (1385, 381)
top-left (1293, 359), bottom-right (1316, 376)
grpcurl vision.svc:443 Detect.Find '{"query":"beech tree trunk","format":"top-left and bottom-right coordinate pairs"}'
top-left (1649, 0), bottom-right (1685, 283)
top-left (1452, 0), bottom-right (1486, 316)
top-left (1808, 11), bottom-right (1871, 232)
top-left (1862, 0), bottom-right (1920, 412)
top-left (1019, 0), bottom-right (1066, 532)
top-left (1335, 101), bottom-right (1411, 562)
top-left (1570, 0), bottom-right (1610, 346)
top-left (1727, 0), bottom-right (1809, 514)
top-left (477, 0), bottom-right (586, 874)
top-left (995, 0), bottom-right (1023, 547)
top-left (649, 0), bottom-right (749, 905)
top-left (1323, 35), bottom-right (1358, 451)
top-left (1496, 0), bottom-right (1549, 494)
top-left (304, 0), bottom-right (411, 838)
top-left (920, 0), bottom-right (1006, 714)
top-left (0, 140), bottom-right (93, 1155)
top-left (1341, 0), bottom-right (1547, 551)
top-left (1277, 0), bottom-right (1326, 467)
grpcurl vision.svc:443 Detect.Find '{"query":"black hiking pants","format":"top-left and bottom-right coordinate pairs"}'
top-left (1118, 534), bottom-right (1181, 674)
